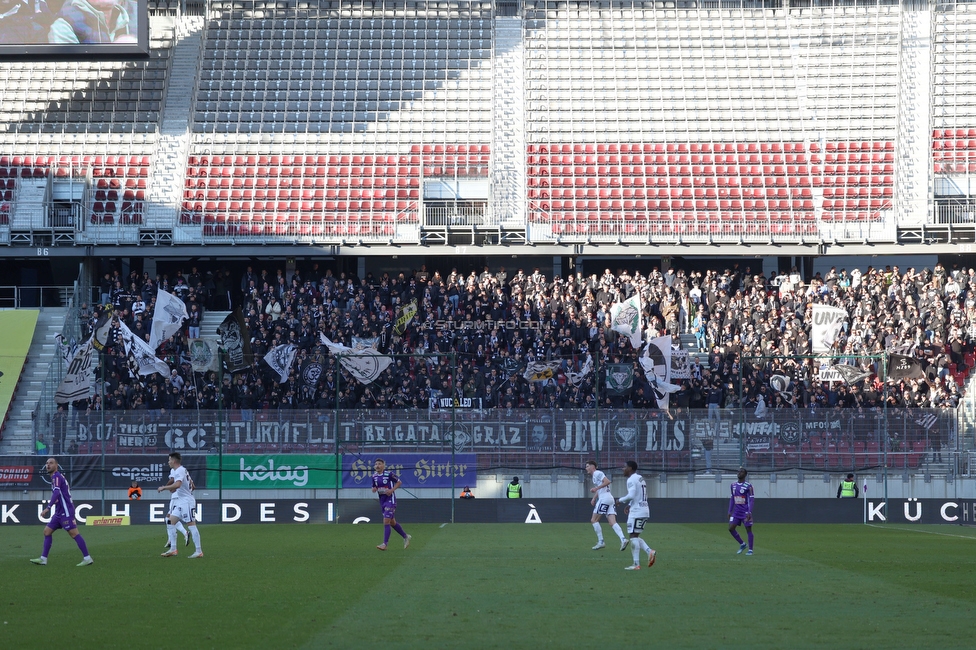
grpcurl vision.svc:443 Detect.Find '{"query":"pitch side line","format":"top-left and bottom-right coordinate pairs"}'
top-left (866, 524), bottom-right (976, 540)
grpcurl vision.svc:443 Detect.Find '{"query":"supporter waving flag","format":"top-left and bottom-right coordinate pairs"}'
top-left (119, 319), bottom-right (170, 377)
top-left (149, 289), bottom-right (189, 351)
top-left (320, 334), bottom-right (393, 385)
top-left (610, 295), bottom-right (643, 348)
top-left (811, 304), bottom-right (847, 353)
top-left (264, 343), bottom-right (298, 383)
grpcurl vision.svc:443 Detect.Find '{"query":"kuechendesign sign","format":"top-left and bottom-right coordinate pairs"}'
top-left (1, 498), bottom-right (974, 525)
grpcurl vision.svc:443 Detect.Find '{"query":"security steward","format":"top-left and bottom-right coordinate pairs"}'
top-left (507, 476), bottom-right (522, 498)
top-left (837, 473), bottom-right (858, 498)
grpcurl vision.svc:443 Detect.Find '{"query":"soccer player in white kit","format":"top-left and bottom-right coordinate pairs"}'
top-left (618, 460), bottom-right (656, 570)
top-left (585, 460), bottom-right (628, 551)
top-left (158, 452), bottom-right (203, 558)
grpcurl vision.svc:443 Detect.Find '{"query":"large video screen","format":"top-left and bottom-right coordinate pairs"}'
top-left (0, 0), bottom-right (149, 60)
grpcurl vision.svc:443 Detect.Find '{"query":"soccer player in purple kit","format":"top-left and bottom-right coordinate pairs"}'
top-left (728, 467), bottom-right (754, 555)
top-left (30, 458), bottom-right (94, 566)
top-left (371, 458), bottom-right (411, 551)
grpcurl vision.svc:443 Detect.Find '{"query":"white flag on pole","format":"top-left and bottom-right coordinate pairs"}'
top-left (566, 355), bottom-right (593, 386)
top-left (640, 336), bottom-right (680, 410)
top-left (149, 289), bottom-right (189, 351)
top-left (264, 343), bottom-right (298, 383)
top-left (320, 334), bottom-right (393, 385)
top-left (610, 294), bottom-right (643, 348)
top-left (811, 304), bottom-right (848, 354)
top-left (119, 320), bottom-right (170, 377)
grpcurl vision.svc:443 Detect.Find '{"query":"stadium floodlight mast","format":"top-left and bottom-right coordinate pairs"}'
top-left (738, 352), bottom-right (889, 521)
top-left (334, 352), bottom-right (458, 523)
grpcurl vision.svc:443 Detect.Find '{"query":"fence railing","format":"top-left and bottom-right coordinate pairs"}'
top-left (0, 286), bottom-right (73, 309)
top-left (32, 272), bottom-right (86, 447)
top-left (35, 406), bottom-right (964, 475)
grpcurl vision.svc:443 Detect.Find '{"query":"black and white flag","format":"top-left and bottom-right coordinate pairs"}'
top-left (888, 354), bottom-right (923, 380)
top-left (217, 309), bottom-right (252, 372)
top-left (639, 336), bottom-right (680, 410)
top-left (566, 356), bottom-right (593, 386)
top-left (670, 349), bottom-right (690, 379)
top-left (53, 333), bottom-right (76, 366)
top-left (119, 320), bottom-right (170, 377)
top-left (264, 343), bottom-right (298, 383)
top-left (915, 412), bottom-right (939, 432)
top-left (320, 334), bottom-right (393, 385)
top-left (149, 289), bottom-right (189, 350)
top-left (832, 364), bottom-right (872, 385)
top-left (54, 340), bottom-right (95, 404)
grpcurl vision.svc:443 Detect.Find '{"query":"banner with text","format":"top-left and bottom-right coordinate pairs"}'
top-left (1, 498), bottom-right (973, 526)
top-left (342, 453), bottom-right (477, 489)
top-left (206, 454), bottom-right (340, 490)
top-left (0, 454), bottom-right (207, 491)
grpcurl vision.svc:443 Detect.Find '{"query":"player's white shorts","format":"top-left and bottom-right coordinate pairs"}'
top-left (627, 515), bottom-right (649, 535)
top-left (593, 495), bottom-right (617, 517)
top-left (169, 497), bottom-right (196, 524)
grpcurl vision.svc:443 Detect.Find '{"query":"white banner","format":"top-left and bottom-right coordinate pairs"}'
top-left (54, 339), bottom-right (95, 404)
top-left (640, 336), bottom-right (680, 411)
top-left (320, 334), bottom-right (393, 385)
top-left (811, 304), bottom-right (848, 354)
top-left (264, 343), bottom-right (298, 383)
top-left (610, 295), bottom-right (643, 348)
top-left (149, 289), bottom-right (189, 351)
top-left (119, 320), bottom-right (170, 377)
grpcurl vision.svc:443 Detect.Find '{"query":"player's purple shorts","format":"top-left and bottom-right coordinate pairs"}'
top-left (47, 514), bottom-right (77, 531)
top-left (729, 515), bottom-right (753, 527)
top-left (381, 502), bottom-right (396, 520)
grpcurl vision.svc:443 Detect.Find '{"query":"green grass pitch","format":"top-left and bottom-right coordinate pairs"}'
top-left (2, 522), bottom-right (975, 649)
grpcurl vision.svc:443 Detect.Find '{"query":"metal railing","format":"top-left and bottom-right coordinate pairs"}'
top-left (33, 406), bottom-right (966, 476)
top-left (0, 286), bottom-right (74, 309)
top-left (32, 267), bottom-right (87, 449)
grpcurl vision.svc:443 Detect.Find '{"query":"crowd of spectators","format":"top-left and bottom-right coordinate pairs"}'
top-left (73, 260), bottom-right (975, 417)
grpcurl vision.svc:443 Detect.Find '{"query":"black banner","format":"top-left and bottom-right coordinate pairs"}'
top-left (1, 498), bottom-right (974, 525)
top-left (0, 455), bottom-right (207, 491)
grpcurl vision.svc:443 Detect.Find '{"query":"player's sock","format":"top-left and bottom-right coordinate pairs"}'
top-left (383, 525), bottom-right (392, 545)
top-left (190, 526), bottom-right (202, 552)
top-left (392, 523), bottom-right (407, 539)
top-left (42, 535), bottom-right (52, 558)
top-left (631, 540), bottom-right (641, 566)
top-left (592, 522), bottom-right (604, 543)
top-left (747, 528), bottom-right (754, 550)
top-left (730, 529), bottom-right (744, 544)
top-left (638, 538), bottom-right (652, 555)
top-left (176, 521), bottom-right (188, 540)
top-left (166, 523), bottom-right (178, 549)
top-left (74, 534), bottom-right (90, 558)
top-left (611, 523), bottom-right (626, 542)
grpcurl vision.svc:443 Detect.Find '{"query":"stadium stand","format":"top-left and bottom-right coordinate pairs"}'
top-left (181, 0), bottom-right (493, 243)
top-left (0, 1), bottom-right (972, 248)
